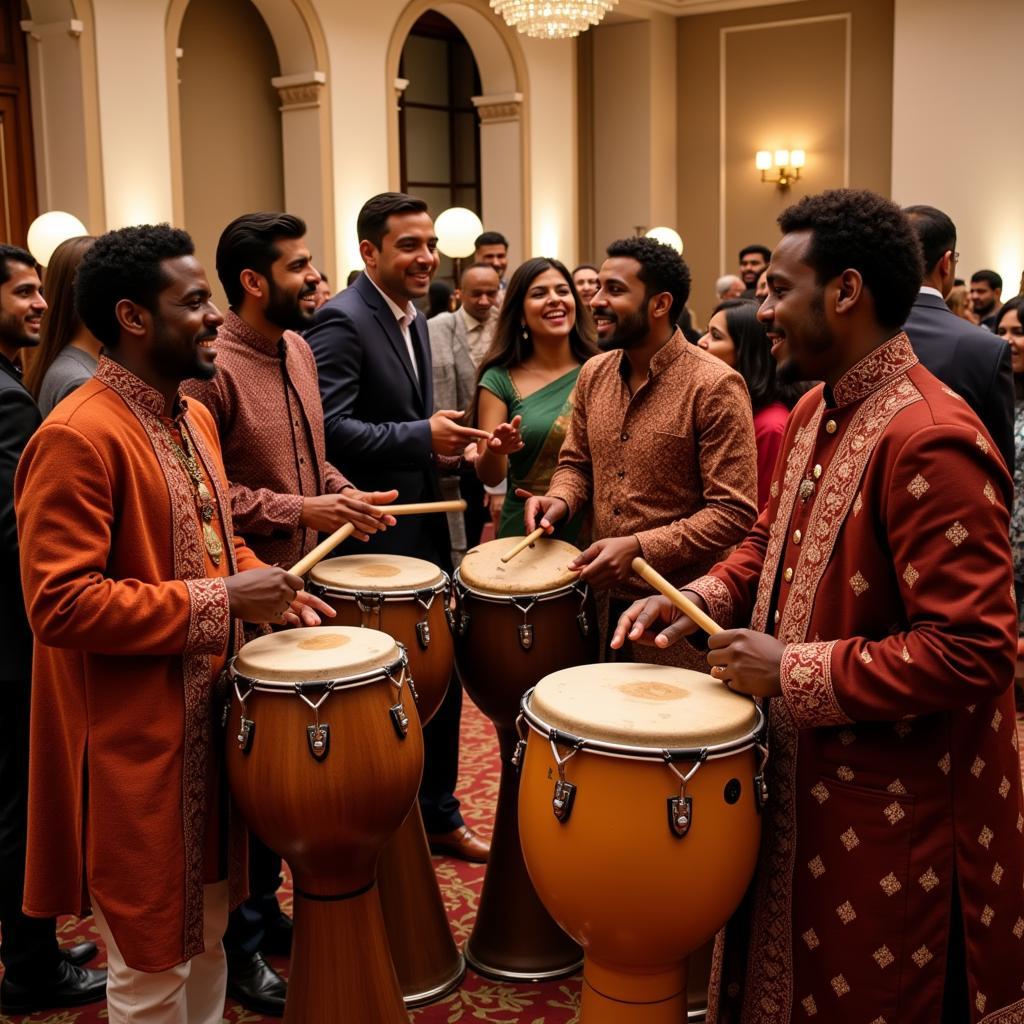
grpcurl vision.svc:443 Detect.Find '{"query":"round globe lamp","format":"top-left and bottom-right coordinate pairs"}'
top-left (644, 226), bottom-right (684, 254)
top-left (435, 207), bottom-right (483, 259)
top-left (27, 211), bottom-right (89, 267)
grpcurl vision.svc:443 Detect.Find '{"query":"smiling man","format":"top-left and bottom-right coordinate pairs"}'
top-left (308, 192), bottom-right (493, 862)
top-left (15, 224), bottom-right (332, 1024)
top-left (523, 236), bottom-right (757, 666)
top-left (613, 190), bottom-right (1024, 1024)
top-left (182, 212), bottom-right (398, 1014)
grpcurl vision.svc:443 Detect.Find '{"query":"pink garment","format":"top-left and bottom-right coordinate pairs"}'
top-left (753, 401), bottom-right (790, 512)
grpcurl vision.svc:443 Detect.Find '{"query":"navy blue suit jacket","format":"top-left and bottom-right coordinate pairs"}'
top-left (0, 355), bottom-right (41, 680)
top-left (306, 272), bottom-right (448, 560)
top-left (903, 292), bottom-right (1015, 472)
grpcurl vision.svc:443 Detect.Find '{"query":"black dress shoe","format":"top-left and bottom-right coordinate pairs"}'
top-left (0, 960), bottom-right (107, 1014)
top-left (61, 940), bottom-right (99, 966)
top-left (261, 914), bottom-right (293, 958)
top-left (227, 952), bottom-right (287, 1017)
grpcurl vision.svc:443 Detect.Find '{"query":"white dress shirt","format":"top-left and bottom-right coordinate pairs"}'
top-left (366, 273), bottom-right (420, 381)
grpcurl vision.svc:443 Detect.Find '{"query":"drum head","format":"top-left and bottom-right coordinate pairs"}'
top-left (531, 663), bottom-right (758, 747)
top-left (234, 626), bottom-right (402, 683)
top-left (309, 554), bottom-right (444, 592)
top-left (458, 537), bottom-right (582, 595)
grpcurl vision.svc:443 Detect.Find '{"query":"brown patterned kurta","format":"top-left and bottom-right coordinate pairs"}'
top-left (182, 311), bottom-right (352, 567)
top-left (15, 358), bottom-right (261, 971)
top-left (546, 328), bottom-right (758, 598)
top-left (687, 334), bottom-right (1024, 1024)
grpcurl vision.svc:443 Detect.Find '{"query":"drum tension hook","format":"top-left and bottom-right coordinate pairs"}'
top-left (573, 581), bottom-right (591, 637)
top-left (415, 589), bottom-right (436, 650)
top-left (233, 678), bottom-right (256, 755)
top-left (755, 742), bottom-right (770, 811)
top-left (664, 751), bottom-right (706, 839)
top-left (511, 712), bottom-right (529, 772)
top-left (385, 654), bottom-right (412, 739)
top-left (549, 733), bottom-right (583, 823)
top-left (356, 592), bottom-right (383, 631)
top-left (297, 684), bottom-right (334, 761)
top-left (512, 596), bottom-right (537, 651)
top-left (452, 582), bottom-right (470, 636)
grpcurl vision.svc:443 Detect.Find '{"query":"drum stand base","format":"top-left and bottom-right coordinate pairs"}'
top-left (464, 943), bottom-right (581, 984)
top-left (578, 959), bottom-right (689, 1024)
top-left (287, 884), bottom-right (409, 1024)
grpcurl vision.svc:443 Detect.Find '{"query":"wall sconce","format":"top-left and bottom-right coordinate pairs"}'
top-left (755, 149), bottom-right (805, 189)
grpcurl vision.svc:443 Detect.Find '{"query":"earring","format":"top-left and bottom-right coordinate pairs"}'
top-left (521, 322), bottom-right (529, 342)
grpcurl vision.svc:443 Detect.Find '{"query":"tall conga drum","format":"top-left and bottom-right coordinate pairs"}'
top-left (452, 537), bottom-right (597, 980)
top-left (518, 663), bottom-right (767, 1023)
top-left (307, 554), bottom-right (464, 1005)
top-left (226, 627), bottom-right (423, 1024)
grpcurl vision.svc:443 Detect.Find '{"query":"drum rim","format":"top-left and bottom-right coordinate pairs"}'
top-left (520, 686), bottom-right (765, 762)
top-left (228, 649), bottom-right (409, 694)
top-left (453, 571), bottom-right (588, 605)
top-left (306, 570), bottom-right (450, 601)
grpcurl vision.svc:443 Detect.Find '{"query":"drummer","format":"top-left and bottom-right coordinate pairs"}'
top-left (182, 212), bottom-right (398, 1014)
top-left (611, 190), bottom-right (1024, 1022)
top-left (14, 225), bottom-right (334, 1024)
top-left (522, 236), bottom-right (758, 665)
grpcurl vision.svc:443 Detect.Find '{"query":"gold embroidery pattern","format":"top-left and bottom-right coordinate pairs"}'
top-left (839, 728), bottom-right (856, 745)
top-left (879, 872), bottom-right (901, 896)
top-left (912, 945), bottom-right (933, 968)
top-left (978, 993), bottom-right (988, 1014)
top-left (972, 756), bottom-right (986, 778)
top-left (837, 765), bottom-right (855, 782)
top-left (919, 867), bottom-right (939, 892)
top-left (979, 825), bottom-right (994, 849)
top-left (981, 905), bottom-right (995, 927)
top-left (781, 641), bottom-right (848, 727)
top-left (860, 648), bottom-right (873, 663)
top-left (841, 827), bottom-right (860, 851)
top-left (830, 974), bottom-right (851, 997)
top-left (849, 571), bottom-right (870, 595)
top-left (999, 776), bottom-right (1011, 799)
top-left (884, 801), bottom-right (906, 825)
top-left (802, 995), bottom-right (818, 1016)
top-left (808, 855), bottom-right (826, 878)
top-left (939, 752), bottom-right (951, 774)
top-left (853, 493), bottom-right (863, 516)
top-left (771, 479), bottom-right (780, 498)
top-left (903, 563), bottom-right (919, 588)
top-left (907, 474), bottom-right (930, 499)
top-left (984, 481), bottom-right (997, 504)
top-left (1013, 918), bottom-right (1024, 939)
top-left (992, 863), bottom-right (1004, 885)
top-left (873, 946), bottom-right (895, 969)
top-left (836, 900), bottom-right (856, 924)
top-left (802, 928), bottom-right (820, 950)
top-left (992, 709), bottom-right (1003, 731)
top-left (946, 520), bottom-right (969, 546)
top-left (811, 782), bottom-right (830, 803)
top-left (901, 646), bottom-right (912, 663)
top-left (977, 995), bottom-right (1024, 1024)
top-left (831, 333), bottom-right (918, 407)
top-left (887, 778), bottom-right (907, 794)
top-left (686, 574), bottom-right (734, 631)
top-left (976, 432), bottom-right (991, 455)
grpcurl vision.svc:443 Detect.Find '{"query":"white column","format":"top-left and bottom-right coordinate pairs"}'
top-left (471, 92), bottom-right (524, 264)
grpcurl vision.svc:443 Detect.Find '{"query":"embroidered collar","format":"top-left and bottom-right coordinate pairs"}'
top-left (96, 355), bottom-right (185, 422)
top-left (617, 327), bottom-right (686, 382)
top-left (829, 332), bottom-right (917, 409)
top-left (222, 310), bottom-right (284, 357)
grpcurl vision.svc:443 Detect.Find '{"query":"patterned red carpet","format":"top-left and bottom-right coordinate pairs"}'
top-left (0, 699), bottom-right (583, 1024)
top-left (4, 707), bottom-right (1024, 1024)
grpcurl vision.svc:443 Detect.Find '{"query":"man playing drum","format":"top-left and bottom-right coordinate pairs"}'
top-left (182, 211), bottom-right (398, 1015)
top-left (15, 225), bottom-right (333, 1024)
top-left (523, 235), bottom-right (758, 666)
top-left (613, 190), bottom-right (1024, 1024)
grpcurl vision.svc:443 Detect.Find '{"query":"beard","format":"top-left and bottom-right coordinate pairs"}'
top-left (265, 278), bottom-right (316, 332)
top-left (0, 309), bottom-right (40, 350)
top-left (596, 301), bottom-right (650, 352)
top-left (153, 321), bottom-right (218, 383)
top-left (775, 291), bottom-right (833, 384)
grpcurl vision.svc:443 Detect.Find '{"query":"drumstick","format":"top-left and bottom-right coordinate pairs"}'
top-left (500, 527), bottom-right (546, 564)
top-left (289, 500), bottom-right (467, 577)
top-left (631, 557), bottom-right (722, 636)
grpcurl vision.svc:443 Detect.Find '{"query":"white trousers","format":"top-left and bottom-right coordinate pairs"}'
top-left (91, 882), bottom-right (228, 1024)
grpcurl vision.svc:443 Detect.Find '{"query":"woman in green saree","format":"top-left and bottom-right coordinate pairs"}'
top-left (472, 257), bottom-right (598, 541)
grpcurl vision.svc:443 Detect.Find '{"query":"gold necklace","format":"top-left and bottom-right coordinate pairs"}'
top-left (157, 419), bottom-right (223, 566)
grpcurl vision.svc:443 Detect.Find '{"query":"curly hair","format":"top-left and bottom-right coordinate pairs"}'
top-left (605, 236), bottom-right (691, 322)
top-left (75, 224), bottom-right (195, 348)
top-left (777, 189), bottom-right (923, 329)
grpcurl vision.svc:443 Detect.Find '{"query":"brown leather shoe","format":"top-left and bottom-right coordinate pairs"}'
top-left (428, 824), bottom-right (490, 863)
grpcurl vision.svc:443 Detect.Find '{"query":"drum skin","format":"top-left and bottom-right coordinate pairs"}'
top-left (518, 733), bottom-right (761, 1011)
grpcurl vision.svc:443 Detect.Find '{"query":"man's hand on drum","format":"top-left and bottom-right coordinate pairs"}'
top-left (300, 488), bottom-right (399, 541)
top-left (568, 535), bottom-right (642, 589)
top-left (610, 593), bottom-right (701, 650)
top-left (518, 490), bottom-right (569, 534)
top-left (706, 630), bottom-right (784, 698)
top-left (225, 567), bottom-right (336, 627)
top-left (484, 415), bottom-right (524, 457)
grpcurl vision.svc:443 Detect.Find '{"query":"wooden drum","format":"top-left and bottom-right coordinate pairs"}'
top-left (452, 537), bottom-right (598, 981)
top-left (226, 627), bottom-right (422, 1024)
top-left (518, 663), bottom-right (767, 1024)
top-left (307, 553), bottom-right (463, 1006)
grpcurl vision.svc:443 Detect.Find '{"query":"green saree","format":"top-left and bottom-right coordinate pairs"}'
top-left (478, 365), bottom-right (586, 543)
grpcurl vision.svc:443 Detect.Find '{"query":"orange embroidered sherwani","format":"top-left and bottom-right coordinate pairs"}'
top-left (686, 335), bottom-right (1024, 1023)
top-left (14, 358), bottom-right (263, 972)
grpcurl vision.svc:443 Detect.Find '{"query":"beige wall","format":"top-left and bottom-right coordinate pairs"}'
top-left (677, 0), bottom-right (894, 323)
top-left (892, 0), bottom-right (1024, 294)
top-left (178, 0), bottom-right (284, 310)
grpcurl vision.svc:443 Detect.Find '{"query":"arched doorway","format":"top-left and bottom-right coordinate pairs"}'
top-left (388, 0), bottom-right (528, 264)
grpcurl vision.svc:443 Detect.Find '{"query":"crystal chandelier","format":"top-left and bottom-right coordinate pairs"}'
top-left (490, 0), bottom-right (617, 39)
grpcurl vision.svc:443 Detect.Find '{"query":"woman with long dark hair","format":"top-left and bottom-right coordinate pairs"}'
top-left (472, 257), bottom-right (598, 540)
top-left (24, 236), bottom-right (99, 415)
top-left (698, 297), bottom-right (803, 510)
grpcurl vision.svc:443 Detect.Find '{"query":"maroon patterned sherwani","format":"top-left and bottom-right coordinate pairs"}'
top-left (182, 311), bottom-right (353, 567)
top-left (687, 334), bottom-right (1024, 1023)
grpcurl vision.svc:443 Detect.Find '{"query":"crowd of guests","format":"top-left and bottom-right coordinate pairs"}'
top-left (0, 188), bottom-right (1023, 1023)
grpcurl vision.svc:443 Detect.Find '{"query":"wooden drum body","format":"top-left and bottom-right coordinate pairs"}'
top-left (451, 537), bottom-right (598, 981)
top-left (226, 627), bottom-right (423, 1024)
top-left (306, 554), bottom-right (464, 1007)
top-left (518, 664), bottom-right (767, 1024)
